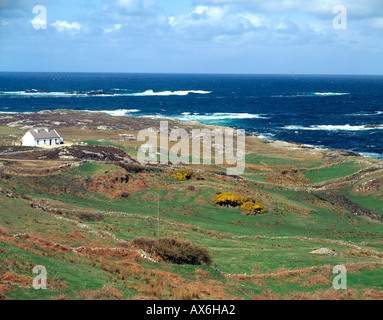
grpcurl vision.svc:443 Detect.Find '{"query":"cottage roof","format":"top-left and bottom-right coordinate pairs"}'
top-left (28, 129), bottom-right (61, 139)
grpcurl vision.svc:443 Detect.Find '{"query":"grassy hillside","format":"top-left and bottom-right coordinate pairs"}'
top-left (0, 113), bottom-right (382, 300)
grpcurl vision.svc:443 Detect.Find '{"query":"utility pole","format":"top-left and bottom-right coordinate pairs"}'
top-left (157, 195), bottom-right (160, 239)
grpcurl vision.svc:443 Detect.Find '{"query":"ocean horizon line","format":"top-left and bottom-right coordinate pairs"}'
top-left (1, 71), bottom-right (383, 77)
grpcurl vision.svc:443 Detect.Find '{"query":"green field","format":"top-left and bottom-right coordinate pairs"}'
top-left (1, 136), bottom-right (383, 300)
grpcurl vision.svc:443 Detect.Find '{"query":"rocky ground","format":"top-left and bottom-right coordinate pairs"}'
top-left (0, 110), bottom-right (205, 132)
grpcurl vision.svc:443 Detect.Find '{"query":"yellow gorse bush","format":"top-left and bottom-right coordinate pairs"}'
top-left (240, 201), bottom-right (267, 215)
top-left (212, 192), bottom-right (267, 215)
top-left (212, 192), bottom-right (244, 207)
top-left (172, 169), bottom-right (204, 181)
top-left (172, 169), bottom-right (193, 181)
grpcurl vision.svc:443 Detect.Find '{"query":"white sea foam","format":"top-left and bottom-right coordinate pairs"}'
top-left (284, 124), bottom-right (383, 131)
top-left (1, 91), bottom-right (71, 96)
top-left (313, 92), bottom-right (350, 96)
top-left (1, 91), bottom-right (103, 97)
top-left (183, 112), bottom-right (268, 121)
top-left (0, 89), bottom-right (211, 97)
top-left (84, 109), bottom-right (140, 116)
top-left (257, 133), bottom-right (276, 140)
top-left (359, 152), bottom-right (383, 159)
top-left (130, 90), bottom-right (211, 96)
top-left (350, 111), bottom-right (383, 116)
top-left (140, 112), bottom-right (268, 122)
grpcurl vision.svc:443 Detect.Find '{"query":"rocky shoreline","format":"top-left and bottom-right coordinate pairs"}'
top-left (0, 109), bottom-right (376, 160)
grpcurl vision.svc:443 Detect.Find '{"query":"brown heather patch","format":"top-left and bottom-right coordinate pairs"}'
top-left (230, 263), bottom-right (381, 289)
top-left (344, 249), bottom-right (378, 258)
top-left (51, 294), bottom-right (69, 300)
top-left (233, 265), bottom-right (333, 281)
top-left (48, 278), bottom-right (69, 290)
top-left (117, 260), bottom-right (144, 269)
top-left (77, 247), bottom-right (142, 259)
top-left (1, 272), bottom-right (67, 290)
top-left (86, 241), bottom-right (111, 248)
top-left (0, 230), bottom-right (43, 256)
top-left (363, 289), bottom-right (383, 300)
top-left (130, 179), bottom-right (148, 192)
top-left (195, 269), bottom-right (211, 279)
top-left (343, 262), bottom-right (377, 274)
top-left (265, 172), bottom-right (310, 186)
top-left (253, 289), bottom-right (280, 300)
top-left (129, 295), bottom-right (158, 300)
top-left (45, 230), bottom-right (86, 244)
top-left (124, 266), bottom-right (235, 300)
top-left (20, 234), bottom-right (72, 254)
top-left (184, 281), bottom-right (239, 300)
top-left (67, 230), bottom-right (86, 240)
top-left (86, 172), bottom-right (131, 199)
top-left (79, 285), bottom-right (123, 300)
top-left (305, 273), bottom-right (332, 286)
top-left (133, 276), bottom-right (166, 298)
top-left (311, 289), bottom-right (359, 300)
top-left (0, 283), bottom-right (12, 299)
top-left (1, 272), bottom-right (33, 288)
top-left (206, 278), bottom-right (222, 285)
top-left (153, 270), bottom-right (183, 281)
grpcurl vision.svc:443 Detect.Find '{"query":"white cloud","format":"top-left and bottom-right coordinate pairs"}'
top-left (30, 16), bottom-right (47, 29)
top-left (196, 0), bottom-right (383, 18)
top-left (103, 24), bottom-right (122, 33)
top-left (51, 20), bottom-right (82, 33)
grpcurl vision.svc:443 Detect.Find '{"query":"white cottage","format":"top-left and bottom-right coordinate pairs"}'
top-left (22, 128), bottom-right (64, 147)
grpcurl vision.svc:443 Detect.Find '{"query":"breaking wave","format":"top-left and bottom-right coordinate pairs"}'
top-left (313, 92), bottom-right (350, 96)
top-left (142, 112), bottom-right (268, 121)
top-left (283, 124), bottom-right (383, 131)
top-left (130, 90), bottom-right (211, 96)
top-left (84, 109), bottom-right (140, 116)
top-left (349, 111), bottom-right (383, 116)
top-left (0, 89), bottom-right (211, 97)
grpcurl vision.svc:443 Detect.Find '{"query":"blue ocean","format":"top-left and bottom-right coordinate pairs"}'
top-left (0, 72), bottom-right (382, 158)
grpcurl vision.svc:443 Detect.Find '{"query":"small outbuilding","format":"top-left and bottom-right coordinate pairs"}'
top-left (22, 128), bottom-right (64, 147)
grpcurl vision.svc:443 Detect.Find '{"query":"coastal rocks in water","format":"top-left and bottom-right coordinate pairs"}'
top-left (64, 89), bottom-right (114, 95)
top-left (25, 89), bottom-right (52, 94)
top-left (86, 90), bottom-right (113, 96)
top-left (310, 248), bottom-right (337, 256)
top-left (364, 125), bottom-right (383, 129)
top-left (24, 89), bottom-right (114, 96)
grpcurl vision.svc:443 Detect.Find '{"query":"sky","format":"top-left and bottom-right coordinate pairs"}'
top-left (0, 0), bottom-right (382, 74)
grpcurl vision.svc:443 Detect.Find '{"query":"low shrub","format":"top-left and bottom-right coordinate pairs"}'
top-left (172, 169), bottom-right (204, 181)
top-left (212, 192), bottom-right (267, 214)
top-left (172, 169), bottom-right (193, 181)
top-left (132, 237), bottom-right (212, 266)
top-left (212, 192), bottom-right (244, 207)
top-left (119, 191), bottom-right (130, 199)
top-left (240, 201), bottom-right (267, 215)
